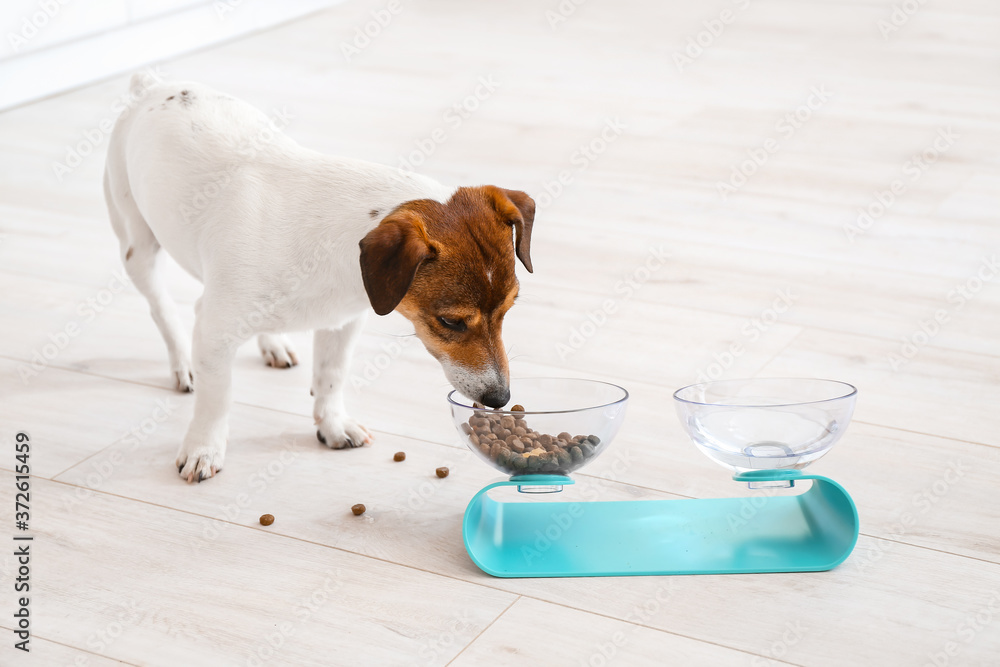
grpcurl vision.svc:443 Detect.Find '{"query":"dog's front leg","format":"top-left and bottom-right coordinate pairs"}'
top-left (176, 310), bottom-right (241, 482)
top-left (313, 315), bottom-right (371, 449)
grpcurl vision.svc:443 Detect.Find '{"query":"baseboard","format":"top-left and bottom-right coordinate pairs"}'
top-left (0, 0), bottom-right (343, 112)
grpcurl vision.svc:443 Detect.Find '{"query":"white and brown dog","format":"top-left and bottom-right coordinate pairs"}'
top-left (103, 75), bottom-right (534, 482)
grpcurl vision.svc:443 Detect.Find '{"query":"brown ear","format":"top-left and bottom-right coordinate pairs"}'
top-left (486, 187), bottom-right (535, 273)
top-left (359, 211), bottom-right (436, 316)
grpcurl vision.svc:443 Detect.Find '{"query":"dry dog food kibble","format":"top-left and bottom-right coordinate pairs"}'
top-left (436, 467), bottom-right (450, 478)
top-left (259, 514), bottom-right (275, 526)
top-left (393, 451), bottom-right (406, 462)
top-left (466, 405), bottom-right (600, 475)
top-left (351, 503), bottom-right (366, 515)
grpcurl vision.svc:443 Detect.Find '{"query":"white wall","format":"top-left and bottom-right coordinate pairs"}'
top-left (0, 0), bottom-right (343, 111)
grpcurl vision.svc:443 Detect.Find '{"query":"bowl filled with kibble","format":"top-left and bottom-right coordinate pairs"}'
top-left (448, 378), bottom-right (629, 480)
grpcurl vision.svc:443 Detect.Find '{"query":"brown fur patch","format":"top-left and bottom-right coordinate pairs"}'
top-left (370, 186), bottom-right (533, 384)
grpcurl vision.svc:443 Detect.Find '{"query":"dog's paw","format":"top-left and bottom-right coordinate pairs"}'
top-left (173, 367), bottom-right (194, 393)
top-left (258, 334), bottom-right (298, 369)
top-left (175, 435), bottom-right (226, 483)
top-left (316, 416), bottom-right (372, 450)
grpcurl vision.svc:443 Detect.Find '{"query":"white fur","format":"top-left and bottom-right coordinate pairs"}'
top-left (104, 76), bottom-right (455, 482)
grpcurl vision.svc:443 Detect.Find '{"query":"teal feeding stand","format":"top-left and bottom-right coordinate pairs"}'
top-left (450, 377), bottom-right (860, 579)
top-left (462, 470), bottom-right (859, 578)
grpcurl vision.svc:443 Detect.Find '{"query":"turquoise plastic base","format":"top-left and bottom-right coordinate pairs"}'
top-left (462, 470), bottom-right (859, 577)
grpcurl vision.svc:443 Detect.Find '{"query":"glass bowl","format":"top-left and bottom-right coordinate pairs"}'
top-left (448, 378), bottom-right (629, 486)
top-left (673, 378), bottom-right (856, 485)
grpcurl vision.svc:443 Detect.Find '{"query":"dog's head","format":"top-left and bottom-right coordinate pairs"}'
top-left (359, 185), bottom-right (534, 408)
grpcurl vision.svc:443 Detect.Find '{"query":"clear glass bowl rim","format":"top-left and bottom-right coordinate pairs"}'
top-left (672, 377), bottom-right (857, 408)
top-left (447, 377), bottom-right (629, 415)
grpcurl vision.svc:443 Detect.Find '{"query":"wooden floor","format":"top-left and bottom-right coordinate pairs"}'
top-left (2, 0), bottom-right (999, 664)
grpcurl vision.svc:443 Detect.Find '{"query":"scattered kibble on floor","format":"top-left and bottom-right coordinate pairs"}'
top-left (436, 467), bottom-right (449, 478)
top-left (351, 504), bottom-right (366, 516)
top-left (393, 451), bottom-right (406, 462)
top-left (259, 514), bottom-right (274, 526)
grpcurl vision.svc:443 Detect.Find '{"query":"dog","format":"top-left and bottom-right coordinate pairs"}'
top-left (103, 74), bottom-right (534, 483)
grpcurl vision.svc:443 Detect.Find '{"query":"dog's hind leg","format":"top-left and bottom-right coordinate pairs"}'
top-left (104, 170), bottom-right (194, 392)
top-left (257, 333), bottom-right (298, 369)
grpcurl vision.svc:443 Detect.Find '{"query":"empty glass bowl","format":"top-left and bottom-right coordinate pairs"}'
top-left (673, 378), bottom-right (857, 485)
top-left (448, 378), bottom-right (629, 484)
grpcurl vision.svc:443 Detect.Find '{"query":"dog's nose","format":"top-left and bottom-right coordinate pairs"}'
top-left (480, 386), bottom-right (510, 409)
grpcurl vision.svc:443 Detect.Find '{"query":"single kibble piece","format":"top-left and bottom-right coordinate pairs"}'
top-left (393, 451), bottom-right (406, 462)
top-left (558, 432), bottom-right (572, 441)
top-left (461, 423), bottom-right (472, 435)
top-left (436, 467), bottom-right (450, 478)
top-left (259, 514), bottom-right (275, 526)
top-left (473, 402), bottom-right (485, 409)
top-left (580, 443), bottom-right (596, 458)
top-left (588, 435), bottom-right (601, 445)
top-left (570, 445), bottom-right (584, 462)
top-left (511, 404), bottom-right (525, 412)
top-left (470, 434), bottom-right (480, 446)
top-left (500, 415), bottom-right (516, 430)
top-left (351, 504), bottom-right (366, 516)
top-left (512, 426), bottom-right (527, 437)
top-left (538, 433), bottom-right (553, 446)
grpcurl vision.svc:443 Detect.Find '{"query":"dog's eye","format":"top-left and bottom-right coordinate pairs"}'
top-left (437, 316), bottom-right (467, 332)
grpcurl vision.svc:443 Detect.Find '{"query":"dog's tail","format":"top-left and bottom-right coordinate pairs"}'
top-left (129, 68), bottom-right (164, 99)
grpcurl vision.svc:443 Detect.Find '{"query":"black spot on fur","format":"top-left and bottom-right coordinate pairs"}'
top-left (178, 90), bottom-right (195, 107)
top-left (369, 209), bottom-right (380, 219)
